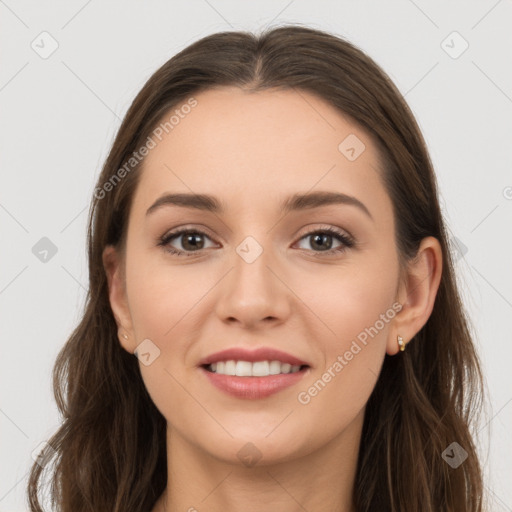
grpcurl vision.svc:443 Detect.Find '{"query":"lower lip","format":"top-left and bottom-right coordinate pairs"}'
top-left (200, 366), bottom-right (309, 399)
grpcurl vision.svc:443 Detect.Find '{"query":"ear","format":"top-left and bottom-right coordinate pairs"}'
top-left (387, 236), bottom-right (443, 355)
top-left (102, 245), bottom-right (136, 354)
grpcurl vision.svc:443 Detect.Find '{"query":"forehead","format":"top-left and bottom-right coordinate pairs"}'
top-left (133, 86), bottom-right (389, 217)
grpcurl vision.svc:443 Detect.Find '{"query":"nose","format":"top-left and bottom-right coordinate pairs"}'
top-left (214, 238), bottom-right (291, 329)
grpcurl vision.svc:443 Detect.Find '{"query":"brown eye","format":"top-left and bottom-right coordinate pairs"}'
top-left (158, 229), bottom-right (216, 256)
top-left (295, 227), bottom-right (354, 256)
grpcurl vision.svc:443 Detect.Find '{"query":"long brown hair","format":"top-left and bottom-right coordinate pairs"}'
top-left (27, 24), bottom-right (485, 511)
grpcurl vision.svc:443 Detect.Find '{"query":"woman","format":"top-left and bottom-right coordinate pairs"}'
top-left (27, 24), bottom-right (484, 511)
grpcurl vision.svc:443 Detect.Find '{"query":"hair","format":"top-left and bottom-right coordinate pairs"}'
top-left (27, 23), bottom-right (485, 511)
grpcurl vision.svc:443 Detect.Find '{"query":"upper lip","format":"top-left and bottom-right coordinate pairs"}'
top-left (198, 347), bottom-right (310, 367)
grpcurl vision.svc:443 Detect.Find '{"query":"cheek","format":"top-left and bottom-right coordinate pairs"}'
top-left (125, 252), bottom-right (203, 340)
top-left (291, 252), bottom-right (398, 347)
top-left (124, 257), bottom-right (203, 422)
top-left (292, 257), bottom-right (397, 413)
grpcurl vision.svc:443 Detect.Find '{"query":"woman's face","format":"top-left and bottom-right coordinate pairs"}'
top-left (108, 86), bottom-right (406, 465)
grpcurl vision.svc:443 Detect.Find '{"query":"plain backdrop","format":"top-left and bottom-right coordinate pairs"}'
top-left (1, 1), bottom-right (511, 510)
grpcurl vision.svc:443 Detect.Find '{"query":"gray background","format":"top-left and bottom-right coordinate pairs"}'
top-left (1, 1), bottom-right (511, 510)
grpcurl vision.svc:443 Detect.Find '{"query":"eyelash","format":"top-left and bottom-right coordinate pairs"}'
top-left (157, 225), bottom-right (355, 258)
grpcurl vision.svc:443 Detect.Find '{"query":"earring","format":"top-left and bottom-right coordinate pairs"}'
top-left (122, 333), bottom-right (129, 340)
top-left (397, 335), bottom-right (406, 352)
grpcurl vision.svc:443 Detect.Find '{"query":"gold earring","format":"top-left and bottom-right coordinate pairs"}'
top-left (397, 335), bottom-right (405, 352)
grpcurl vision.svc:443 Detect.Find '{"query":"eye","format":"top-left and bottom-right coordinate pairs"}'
top-left (157, 228), bottom-right (216, 257)
top-left (294, 226), bottom-right (354, 256)
top-left (157, 225), bottom-right (355, 257)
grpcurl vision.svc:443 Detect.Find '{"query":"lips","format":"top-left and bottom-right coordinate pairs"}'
top-left (201, 367), bottom-right (309, 399)
top-left (198, 347), bottom-right (310, 367)
top-left (197, 346), bottom-right (311, 399)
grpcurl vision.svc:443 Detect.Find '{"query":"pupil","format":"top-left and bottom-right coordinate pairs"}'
top-left (312, 234), bottom-right (332, 251)
top-left (184, 234), bottom-right (203, 250)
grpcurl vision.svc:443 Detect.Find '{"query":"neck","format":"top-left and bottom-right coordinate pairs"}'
top-left (156, 410), bottom-right (363, 512)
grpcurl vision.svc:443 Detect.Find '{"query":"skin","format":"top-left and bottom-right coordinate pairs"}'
top-left (103, 86), bottom-right (442, 512)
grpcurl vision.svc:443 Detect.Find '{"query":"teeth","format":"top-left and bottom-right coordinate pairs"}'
top-left (251, 361), bottom-right (269, 376)
top-left (235, 360), bottom-right (252, 377)
top-left (207, 360), bottom-right (303, 377)
top-left (225, 360), bottom-right (236, 375)
top-left (269, 360), bottom-right (281, 375)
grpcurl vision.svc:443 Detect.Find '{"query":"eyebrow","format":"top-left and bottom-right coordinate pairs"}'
top-left (146, 191), bottom-right (373, 220)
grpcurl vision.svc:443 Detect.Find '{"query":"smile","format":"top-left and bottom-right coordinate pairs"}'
top-left (204, 360), bottom-right (307, 376)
